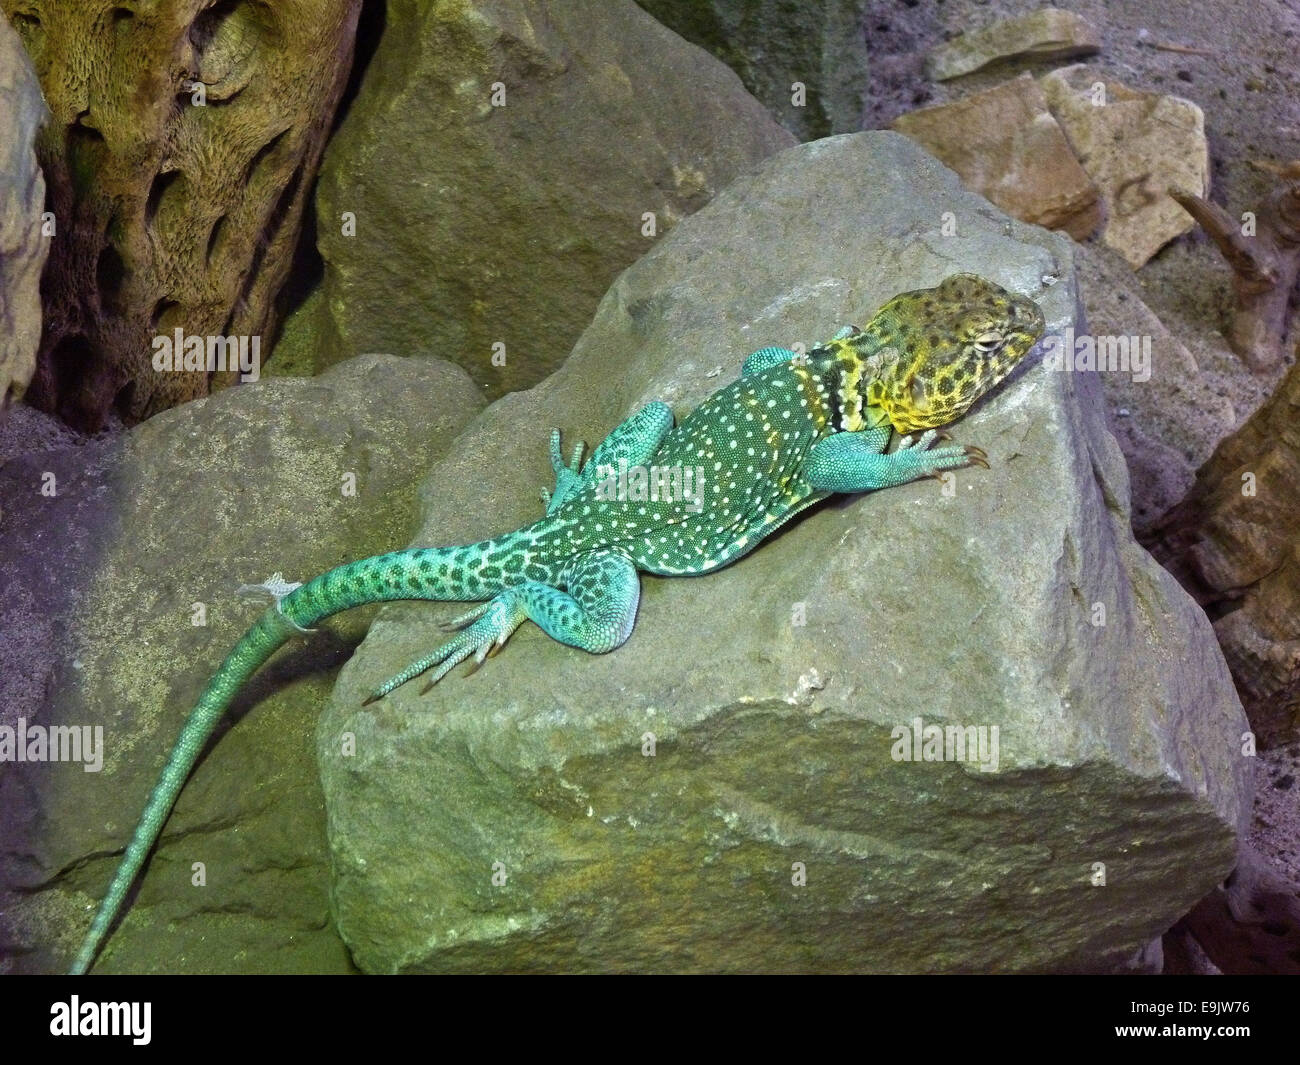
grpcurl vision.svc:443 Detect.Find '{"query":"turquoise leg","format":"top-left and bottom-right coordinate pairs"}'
top-left (803, 427), bottom-right (988, 493)
top-left (541, 429), bottom-right (587, 515)
top-left (541, 402), bottom-right (674, 514)
top-left (363, 548), bottom-right (641, 700)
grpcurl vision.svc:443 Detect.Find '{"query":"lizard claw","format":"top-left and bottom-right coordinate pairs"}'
top-left (364, 593), bottom-right (527, 702)
top-left (903, 441), bottom-right (992, 480)
top-left (895, 429), bottom-right (945, 453)
top-left (439, 601), bottom-right (492, 632)
top-left (458, 638), bottom-right (506, 680)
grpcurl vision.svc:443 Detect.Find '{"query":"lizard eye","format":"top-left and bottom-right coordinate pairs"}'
top-left (973, 331), bottom-right (1004, 353)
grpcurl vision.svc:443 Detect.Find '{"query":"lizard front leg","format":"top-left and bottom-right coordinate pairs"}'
top-left (541, 401), bottom-right (675, 514)
top-left (363, 548), bottom-right (641, 701)
top-left (803, 426), bottom-right (987, 493)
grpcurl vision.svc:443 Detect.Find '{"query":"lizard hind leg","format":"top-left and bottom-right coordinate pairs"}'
top-left (361, 548), bottom-right (642, 703)
top-left (540, 401), bottom-right (675, 515)
top-left (540, 429), bottom-right (587, 515)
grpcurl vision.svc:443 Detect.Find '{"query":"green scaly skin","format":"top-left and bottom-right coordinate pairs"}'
top-left (70, 273), bottom-right (1044, 974)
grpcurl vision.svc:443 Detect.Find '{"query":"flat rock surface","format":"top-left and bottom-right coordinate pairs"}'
top-left (1042, 64), bottom-right (1209, 268)
top-left (926, 7), bottom-right (1101, 81)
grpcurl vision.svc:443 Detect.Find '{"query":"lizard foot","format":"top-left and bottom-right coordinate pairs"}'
top-left (539, 429), bottom-right (587, 515)
top-left (895, 429), bottom-right (988, 476)
top-left (361, 591), bottom-right (527, 705)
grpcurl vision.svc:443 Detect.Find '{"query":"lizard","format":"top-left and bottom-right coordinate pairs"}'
top-left (68, 272), bottom-right (1045, 974)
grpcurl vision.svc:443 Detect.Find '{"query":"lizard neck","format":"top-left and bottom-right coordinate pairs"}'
top-left (805, 325), bottom-right (898, 434)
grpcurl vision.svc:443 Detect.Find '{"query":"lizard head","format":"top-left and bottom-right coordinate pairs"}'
top-left (858, 274), bottom-right (1045, 434)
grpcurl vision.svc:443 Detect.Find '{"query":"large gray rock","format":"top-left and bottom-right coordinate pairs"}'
top-left (274, 0), bottom-right (794, 394)
top-left (320, 132), bottom-right (1253, 973)
top-left (635, 0), bottom-right (872, 139)
top-left (0, 12), bottom-right (48, 407)
top-left (0, 357), bottom-right (484, 973)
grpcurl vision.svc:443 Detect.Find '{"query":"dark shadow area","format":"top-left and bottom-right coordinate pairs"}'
top-left (271, 0), bottom-right (388, 345)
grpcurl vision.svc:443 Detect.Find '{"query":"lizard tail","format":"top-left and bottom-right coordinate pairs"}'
top-left (69, 606), bottom-right (295, 975)
top-left (70, 531), bottom-right (553, 974)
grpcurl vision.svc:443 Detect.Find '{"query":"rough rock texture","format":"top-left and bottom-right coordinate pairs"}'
top-left (1042, 65), bottom-right (1208, 269)
top-left (925, 7), bottom-right (1101, 82)
top-left (1072, 244), bottom-right (1207, 533)
top-left (1147, 356), bottom-right (1300, 748)
top-left (634, 0), bottom-right (871, 139)
top-left (275, 0), bottom-right (794, 394)
top-left (319, 132), bottom-right (1251, 974)
top-left (0, 357), bottom-right (484, 974)
top-left (2, 0), bottom-right (362, 430)
top-left (891, 75), bottom-right (1101, 240)
top-left (0, 12), bottom-right (48, 407)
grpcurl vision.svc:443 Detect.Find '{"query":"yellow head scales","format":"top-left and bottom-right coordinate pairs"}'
top-left (848, 274), bottom-right (1045, 435)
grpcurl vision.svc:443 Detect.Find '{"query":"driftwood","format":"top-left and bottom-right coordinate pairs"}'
top-left (1169, 162), bottom-right (1300, 371)
top-left (9, 0), bottom-right (362, 430)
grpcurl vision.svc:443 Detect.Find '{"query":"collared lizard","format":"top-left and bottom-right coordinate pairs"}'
top-left (69, 272), bottom-right (1045, 973)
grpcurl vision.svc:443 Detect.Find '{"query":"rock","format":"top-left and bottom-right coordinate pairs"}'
top-left (0, 14), bottom-right (49, 408)
top-left (1147, 354), bottom-right (1300, 747)
top-left (891, 76), bottom-right (1102, 240)
top-left (1172, 845), bottom-right (1300, 974)
top-left (1162, 920), bottom-right (1222, 974)
top-left (1041, 65), bottom-right (1209, 268)
top-left (1121, 938), bottom-right (1164, 973)
top-left (634, 0), bottom-right (872, 139)
top-left (319, 132), bottom-right (1251, 974)
top-left (16, 1), bottom-right (363, 430)
top-left (1072, 243), bottom-right (1208, 534)
top-left (925, 7), bottom-right (1101, 82)
top-left (0, 357), bottom-right (485, 973)
top-left (278, 0), bottom-right (794, 395)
